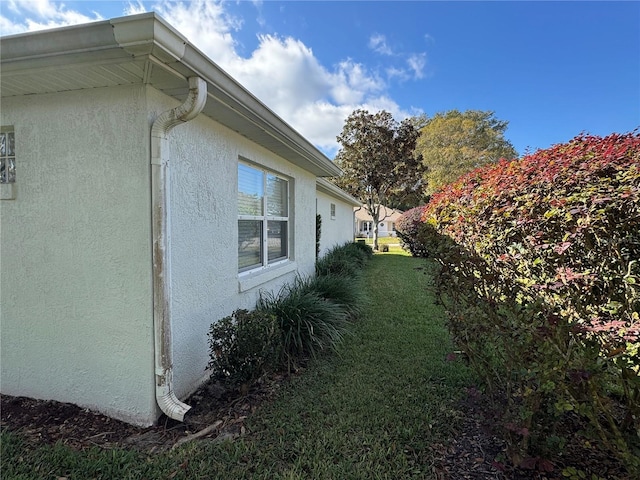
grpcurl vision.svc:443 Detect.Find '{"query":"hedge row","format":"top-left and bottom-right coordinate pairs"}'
top-left (207, 242), bottom-right (372, 386)
top-left (404, 132), bottom-right (640, 473)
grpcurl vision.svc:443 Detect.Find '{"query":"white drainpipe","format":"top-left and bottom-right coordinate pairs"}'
top-left (150, 76), bottom-right (207, 421)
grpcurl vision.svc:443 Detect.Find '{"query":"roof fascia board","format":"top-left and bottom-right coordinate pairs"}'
top-left (316, 178), bottom-right (362, 206)
top-left (176, 42), bottom-right (342, 177)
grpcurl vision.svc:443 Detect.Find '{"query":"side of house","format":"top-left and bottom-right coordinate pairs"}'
top-left (315, 179), bottom-right (361, 257)
top-left (0, 13), bottom-right (344, 426)
top-left (0, 85), bottom-right (158, 425)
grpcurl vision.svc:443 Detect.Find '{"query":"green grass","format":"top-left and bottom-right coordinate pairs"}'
top-left (1, 254), bottom-right (472, 479)
top-left (357, 236), bottom-right (401, 246)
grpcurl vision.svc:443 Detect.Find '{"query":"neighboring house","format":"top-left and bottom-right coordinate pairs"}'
top-left (316, 179), bottom-right (361, 257)
top-left (0, 13), bottom-right (355, 426)
top-left (354, 205), bottom-right (404, 238)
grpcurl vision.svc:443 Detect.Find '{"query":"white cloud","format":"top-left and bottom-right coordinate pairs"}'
top-left (1, 0), bottom-right (103, 34)
top-left (407, 53), bottom-right (427, 79)
top-left (1, 0), bottom-right (420, 156)
top-left (124, 1), bottom-right (147, 16)
top-left (369, 33), bottom-right (393, 55)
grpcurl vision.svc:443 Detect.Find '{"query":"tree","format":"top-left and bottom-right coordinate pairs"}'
top-left (333, 109), bottom-right (424, 250)
top-left (416, 110), bottom-right (517, 194)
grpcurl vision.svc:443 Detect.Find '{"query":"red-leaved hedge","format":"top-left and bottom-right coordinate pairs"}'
top-left (419, 132), bottom-right (640, 473)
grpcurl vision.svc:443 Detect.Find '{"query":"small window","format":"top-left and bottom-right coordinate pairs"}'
top-left (330, 203), bottom-right (336, 219)
top-left (238, 162), bottom-right (290, 272)
top-left (0, 128), bottom-right (16, 184)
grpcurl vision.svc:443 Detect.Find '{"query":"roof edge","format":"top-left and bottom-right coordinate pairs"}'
top-left (0, 12), bottom-right (341, 178)
top-left (316, 178), bottom-right (362, 206)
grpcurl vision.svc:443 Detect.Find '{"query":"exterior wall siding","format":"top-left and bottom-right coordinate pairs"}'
top-left (151, 88), bottom-right (318, 401)
top-left (0, 85), bottom-right (156, 425)
top-left (0, 82), bottom-right (329, 425)
top-left (316, 190), bottom-right (356, 257)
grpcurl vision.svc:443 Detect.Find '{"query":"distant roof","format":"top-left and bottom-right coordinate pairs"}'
top-left (354, 205), bottom-right (404, 222)
top-left (0, 12), bottom-right (342, 178)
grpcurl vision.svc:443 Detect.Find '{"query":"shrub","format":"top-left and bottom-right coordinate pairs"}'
top-left (316, 214), bottom-right (322, 258)
top-left (207, 309), bottom-right (281, 387)
top-left (258, 242), bottom-right (372, 370)
top-left (257, 283), bottom-right (350, 370)
top-left (395, 206), bottom-right (429, 256)
top-left (421, 132), bottom-right (640, 472)
top-left (315, 242), bottom-right (371, 278)
top-left (299, 273), bottom-right (366, 319)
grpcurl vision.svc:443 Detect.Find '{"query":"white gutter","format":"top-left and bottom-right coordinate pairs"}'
top-left (151, 76), bottom-right (207, 421)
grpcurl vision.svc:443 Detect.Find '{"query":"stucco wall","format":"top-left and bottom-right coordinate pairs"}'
top-left (152, 89), bottom-right (318, 400)
top-left (0, 85), bottom-right (156, 425)
top-left (316, 190), bottom-right (356, 257)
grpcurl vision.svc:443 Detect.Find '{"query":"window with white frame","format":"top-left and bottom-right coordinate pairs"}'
top-left (0, 128), bottom-right (16, 184)
top-left (330, 203), bottom-right (336, 219)
top-left (238, 162), bottom-right (289, 272)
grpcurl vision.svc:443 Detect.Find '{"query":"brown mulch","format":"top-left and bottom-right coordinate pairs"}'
top-left (0, 372), bottom-right (288, 455)
top-left (0, 376), bottom-right (633, 479)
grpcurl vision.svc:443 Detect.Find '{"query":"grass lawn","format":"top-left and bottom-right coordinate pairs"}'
top-left (1, 253), bottom-right (472, 479)
top-left (358, 236), bottom-right (401, 245)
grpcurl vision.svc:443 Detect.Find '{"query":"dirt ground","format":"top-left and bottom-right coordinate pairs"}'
top-left (0, 374), bottom-right (632, 479)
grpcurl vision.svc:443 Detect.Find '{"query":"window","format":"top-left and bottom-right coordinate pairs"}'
top-left (330, 203), bottom-right (336, 219)
top-left (0, 128), bottom-right (15, 184)
top-left (238, 162), bottom-right (289, 272)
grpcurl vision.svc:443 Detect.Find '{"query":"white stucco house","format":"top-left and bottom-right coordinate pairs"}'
top-left (354, 205), bottom-right (404, 238)
top-left (0, 13), bottom-right (356, 426)
top-left (316, 179), bottom-right (361, 257)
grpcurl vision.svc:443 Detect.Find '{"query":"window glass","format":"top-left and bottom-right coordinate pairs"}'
top-left (238, 162), bottom-right (289, 272)
top-left (238, 164), bottom-right (264, 216)
top-left (267, 221), bottom-right (287, 261)
top-left (238, 220), bottom-right (263, 271)
top-left (266, 174), bottom-right (288, 217)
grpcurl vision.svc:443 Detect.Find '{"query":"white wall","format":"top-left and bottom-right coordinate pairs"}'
top-left (155, 90), bottom-right (318, 400)
top-left (0, 82), bottom-right (324, 425)
top-left (0, 85), bottom-right (157, 425)
top-left (316, 190), bottom-right (356, 257)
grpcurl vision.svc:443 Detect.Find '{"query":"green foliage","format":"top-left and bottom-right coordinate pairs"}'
top-left (416, 110), bottom-right (517, 194)
top-left (257, 282), bottom-right (350, 369)
top-left (300, 273), bottom-right (366, 319)
top-left (315, 242), bottom-right (371, 278)
top-left (316, 213), bottom-right (322, 258)
top-left (208, 242), bottom-right (372, 386)
top-left (207, 309), bottom-right (281, 387)
top-left (333, 109), bottom-right (424, 249)
top-left (258, 242), bottom-right (372, 370)
top-left (419, 132), bottom-right (640, 473)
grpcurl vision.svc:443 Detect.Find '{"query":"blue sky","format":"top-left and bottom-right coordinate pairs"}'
top-left (2, 1), bottom-right (638, 158)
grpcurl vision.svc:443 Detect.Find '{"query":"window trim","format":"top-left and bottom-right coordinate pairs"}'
top-left (238, 161), bottom-right (291, 274)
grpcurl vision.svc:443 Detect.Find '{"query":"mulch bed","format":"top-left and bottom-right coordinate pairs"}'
top-left (1, 376), bottom-right (633, 479)
top-left (1, 372), bottom-right (288, 454)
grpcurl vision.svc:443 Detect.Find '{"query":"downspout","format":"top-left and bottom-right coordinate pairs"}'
top-left (151, 76), bottom-right (207, 421)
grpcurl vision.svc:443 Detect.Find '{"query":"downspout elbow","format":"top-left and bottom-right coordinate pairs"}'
top-left (151, 77), bottom-right (207, 422)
